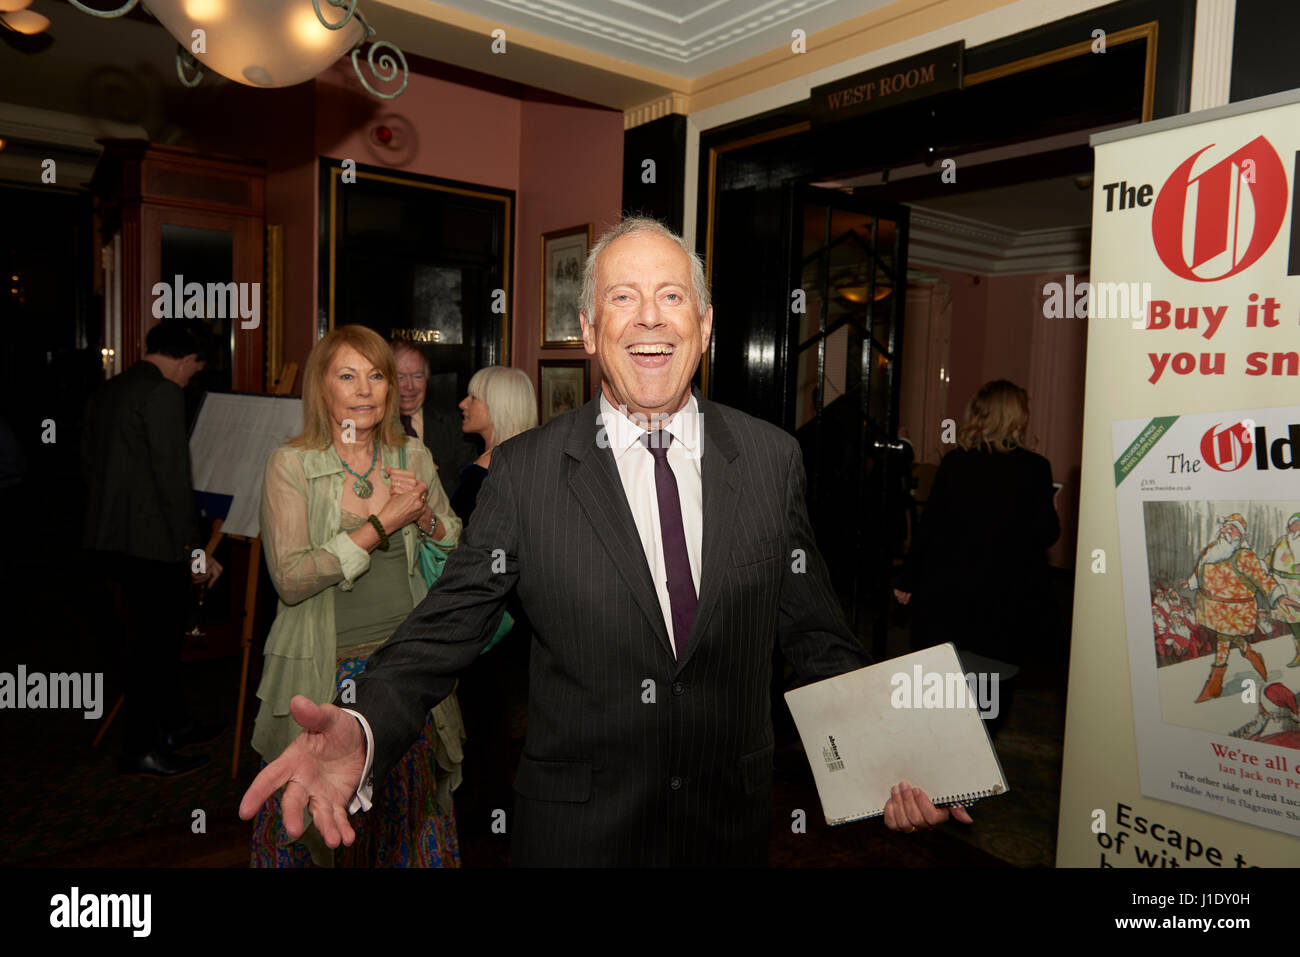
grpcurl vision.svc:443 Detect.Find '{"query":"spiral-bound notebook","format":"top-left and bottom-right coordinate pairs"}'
top-left (784, 643), bottom-right (1009, 825)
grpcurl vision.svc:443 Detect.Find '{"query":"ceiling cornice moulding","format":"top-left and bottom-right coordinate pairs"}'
top-left (907, 205), bottom-right (1090, 275)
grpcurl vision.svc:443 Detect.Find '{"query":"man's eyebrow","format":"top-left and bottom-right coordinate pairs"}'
top-left (601, 280), bottom-right (687, 293)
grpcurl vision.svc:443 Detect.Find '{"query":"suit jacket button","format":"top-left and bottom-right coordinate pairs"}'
top-left (671, 681), bottom-right (685, 696)
top-left (670, 776), bottom-right (682, 790)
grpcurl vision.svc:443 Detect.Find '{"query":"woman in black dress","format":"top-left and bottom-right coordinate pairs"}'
top-left (448, 365), bottom-right (536, 841)
top-left (450, 366), bottom-right (537, 523)
top-left (894, 380), bottom-right (1061, 729)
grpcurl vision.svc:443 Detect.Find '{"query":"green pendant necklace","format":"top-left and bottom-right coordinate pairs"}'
top-left (340, 441), bottom-right (379, 498)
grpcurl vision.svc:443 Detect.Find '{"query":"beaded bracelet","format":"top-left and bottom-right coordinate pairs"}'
top-left (366, 514), bottom-right (390, 551)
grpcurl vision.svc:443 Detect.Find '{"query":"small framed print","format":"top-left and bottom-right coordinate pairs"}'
top-left (541, 224), bottom-right (592, 348)
top-left (538, 359), bottom-right (589, 426)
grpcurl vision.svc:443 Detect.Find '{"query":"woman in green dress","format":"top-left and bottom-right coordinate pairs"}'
top-left (250, 325), bottom-right (464, 867)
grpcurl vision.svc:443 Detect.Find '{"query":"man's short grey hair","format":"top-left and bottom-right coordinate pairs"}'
top-left (579, 217), bottom-right (710, 324)
top-left (390, 337), bottom-right (430, 372)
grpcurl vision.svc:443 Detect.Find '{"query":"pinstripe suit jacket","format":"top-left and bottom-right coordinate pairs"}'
top-left (349, 389), bottom-right (871, 865)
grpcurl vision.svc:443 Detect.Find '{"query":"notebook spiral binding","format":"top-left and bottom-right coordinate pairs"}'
top-left (830, 785), bottom-right (998, 825)
top-left (933, 786), bottom-right (1000, 806)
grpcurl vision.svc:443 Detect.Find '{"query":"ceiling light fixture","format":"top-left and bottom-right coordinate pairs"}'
top-left (0, 0), bottom-right (50, 35)
top-left (67, 0), bottom-right (407, 98)
top-left (835, 282), bottom-right (892, 304)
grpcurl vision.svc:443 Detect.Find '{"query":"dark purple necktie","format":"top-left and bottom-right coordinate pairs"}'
top-left (400, 414), bottom-right (418, 438)
top-left (642, 431), bottom-right (697, 656)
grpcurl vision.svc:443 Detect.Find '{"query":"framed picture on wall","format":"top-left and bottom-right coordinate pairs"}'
top-left (541, 224), bottom-right (591, 348)
top-left (538, 359), bottom-right (589, 425)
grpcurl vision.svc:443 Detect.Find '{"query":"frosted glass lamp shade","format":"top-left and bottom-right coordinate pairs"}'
top-left (146, 0), bottom-right (366, 88)
top-left (1, 9), bottom-right (48, 32)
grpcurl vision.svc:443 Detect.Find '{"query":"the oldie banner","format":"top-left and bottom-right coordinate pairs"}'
top-left (1057, 91), bottom-right (1300, 868)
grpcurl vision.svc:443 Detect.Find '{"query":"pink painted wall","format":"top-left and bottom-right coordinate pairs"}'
top-left (937, 268), bottom-right (989, 426)
top-left (314, 61), bottom-right (522, 193)
top-left (516, 99), bottom-right (624, 400)
top-left (981, 273), bottom-right (1038, 398)
top-left (309, 63), bottom-right (623, 401)
top-left (183, 62), bottom-right (622, 396)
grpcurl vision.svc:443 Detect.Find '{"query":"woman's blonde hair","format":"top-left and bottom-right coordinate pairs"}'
top-left (469, 366), bottom-right (537, 449)
top-left (956, 379), bottom-right (1031, 453)
top-left (290, 325), bottom-right (407, 450)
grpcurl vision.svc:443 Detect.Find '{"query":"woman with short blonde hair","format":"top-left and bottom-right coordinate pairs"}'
top-left (467, 366), bottom-right (538, 449)
top-left (451, 366), bottom-right (537, 524)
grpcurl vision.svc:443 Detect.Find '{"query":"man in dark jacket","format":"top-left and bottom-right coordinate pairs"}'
top-left (241, 219), bottom-right (969, 864)
top-left (83, 321), bottom-right (222, 777)
top-left (391, 338), bottom-right (478, 502)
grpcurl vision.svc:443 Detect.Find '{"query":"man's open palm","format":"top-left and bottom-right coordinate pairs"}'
top-left (238, 696), bottom-right (366, 849)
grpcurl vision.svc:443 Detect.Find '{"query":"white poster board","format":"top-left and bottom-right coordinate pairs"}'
top-left (1058, 89), bottom-right (1300, 867)
top-left (189, 393), bottom-right (302, 539)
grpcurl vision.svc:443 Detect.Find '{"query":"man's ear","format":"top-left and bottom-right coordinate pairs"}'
top-left (699, 304), bottom-right (714, 355)
top-left (580, 311), bottom-right (597, 356)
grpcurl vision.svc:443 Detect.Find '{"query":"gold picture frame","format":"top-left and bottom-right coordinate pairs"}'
top-left (538, 359), bottom-right (589, 425)
top-left (540, 223), bottom-right (591, 348)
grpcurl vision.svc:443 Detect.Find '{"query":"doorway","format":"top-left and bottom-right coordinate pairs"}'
top-left (788, 187), bottom-right (910, 654)
top-left (701, 10), bottom-right (1170, 656)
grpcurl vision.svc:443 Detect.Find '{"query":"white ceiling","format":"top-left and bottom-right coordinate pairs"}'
top-left (911, 175), bottom-right (1093, 232)
top-left (430, 0), bottom-right (893, 77)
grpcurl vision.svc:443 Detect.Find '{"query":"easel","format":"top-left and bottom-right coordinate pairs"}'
top-left (93, 363), bottom-right (299, 781)
top-left (226, 361), bottom-right (297, 778)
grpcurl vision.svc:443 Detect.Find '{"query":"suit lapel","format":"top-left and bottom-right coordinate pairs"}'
top-left (675, 392), bottom-right (740, 672)
top-left (564, 397), bottom-right (675, 661)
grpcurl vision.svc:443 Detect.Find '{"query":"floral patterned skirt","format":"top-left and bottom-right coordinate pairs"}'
top-left (250, 649), bottom-right (461, 868)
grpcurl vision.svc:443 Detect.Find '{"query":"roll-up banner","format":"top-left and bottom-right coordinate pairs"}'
top-left (1058, 90), bottom-right (1300, 868)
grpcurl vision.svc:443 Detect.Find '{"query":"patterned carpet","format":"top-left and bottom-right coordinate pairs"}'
top-left (4, 557), bottom-right (1071, 868)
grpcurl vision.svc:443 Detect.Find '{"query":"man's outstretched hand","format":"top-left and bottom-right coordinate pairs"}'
top-left (238, 696), bottom-right (367, 849)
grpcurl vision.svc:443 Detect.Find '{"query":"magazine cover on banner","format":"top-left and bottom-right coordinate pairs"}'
top-left (1116, 406), bottom-right (1300, 837)
top-left (1057, 89), bottom-right (1300, 867)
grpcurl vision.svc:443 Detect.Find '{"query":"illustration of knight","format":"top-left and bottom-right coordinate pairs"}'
top-left (1181, 514), bottom-right (1300, 702)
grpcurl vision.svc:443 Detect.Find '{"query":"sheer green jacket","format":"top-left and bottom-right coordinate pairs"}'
top-left (251, 437), bottom-right (465, 787)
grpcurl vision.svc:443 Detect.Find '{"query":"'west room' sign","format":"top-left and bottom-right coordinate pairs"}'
top-left (810, 42), bottom-right (964, 124)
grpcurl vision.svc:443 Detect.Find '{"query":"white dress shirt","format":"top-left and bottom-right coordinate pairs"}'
top-left (345, 391), bottom-right (705, 814)
top-left (598, 392), bottom-right (703, 653)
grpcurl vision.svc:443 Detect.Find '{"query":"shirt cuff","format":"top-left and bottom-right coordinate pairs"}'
top-left (324, 531), bottom-right (371, 586)
top-left (339, 708), bottom-right (375, 814)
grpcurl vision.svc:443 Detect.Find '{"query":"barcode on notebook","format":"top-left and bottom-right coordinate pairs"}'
top-left (826, 760), bottom-right (844, 772)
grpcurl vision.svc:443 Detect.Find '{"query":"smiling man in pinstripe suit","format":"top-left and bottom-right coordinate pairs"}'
top-left (239, 217), bottom-right (970, 865)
